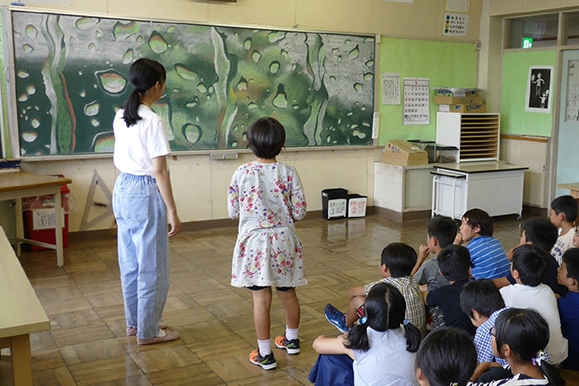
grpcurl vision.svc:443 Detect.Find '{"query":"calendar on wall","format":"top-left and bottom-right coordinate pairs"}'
top-left (403, 78), bottom-right (430, 125)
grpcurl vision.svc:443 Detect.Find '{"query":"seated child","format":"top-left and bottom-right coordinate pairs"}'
top-left (413, 215), bottom-right (458, 292)
top-left (309, 283), bottom-right (421, 386)
top-left (469, 308), bottom-right (566, 386)
top-left (496, 217), bottom-right (567, 297)
top-left (459, 279), bottom-right (509, 381)
top-left (557, 248), bottom-right (579, 370)
top-left (550, 195), bottom-right (578, 265)
top-left (500, 244), bottom-right (568, 366)
top-left (455, 208), bottom-right (510, 280)
top-left (415, 327), bottom-right (477, 386)
top-left (424, 245), bottom-right (476, 336)
top-left (325, 242), bottom-right (426, 336)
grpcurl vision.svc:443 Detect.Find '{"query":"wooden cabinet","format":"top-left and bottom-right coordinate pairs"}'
top-left (436, 112), bottom-right (500, 162)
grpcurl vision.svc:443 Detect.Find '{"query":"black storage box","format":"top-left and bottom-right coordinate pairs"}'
top-left (321, 188), bottom-right (348, 220)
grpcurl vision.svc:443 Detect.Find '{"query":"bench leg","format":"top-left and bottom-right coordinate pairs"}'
top-left (11, 334), bottom-right (33, 386)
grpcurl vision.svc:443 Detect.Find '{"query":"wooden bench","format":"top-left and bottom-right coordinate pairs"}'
top-left (0, 227), bottom-right (50, 385)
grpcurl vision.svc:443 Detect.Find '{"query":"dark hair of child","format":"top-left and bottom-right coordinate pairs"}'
top-left (522, 217), bottom-right (558, 252)
top-left (415, 327), bottom-right (477, 386)
top-left (437, 245), bottom-right (471, 282)
top-left (345, 282), bottom-right (421, 353)
top-left (246, 117), bottom-right (286, 159)
top-left (562, 248), bottom-right (579, 281)
top-left (494, 308), bottom-right (566, 386)
top-left (427, 216), bottom-right (458, 249)
top-left (459, 279), bottom-right (505, 319)
top-left (122, 58), bottom-right (167, 127)
top-left (551, 195), bottom-right (579, 223)
top-left (380, 242), bottom-right (417, 277)
top-left (462, 208), bottom-right (494, 237)
top-left (511, 244), bottom-right (550, 286)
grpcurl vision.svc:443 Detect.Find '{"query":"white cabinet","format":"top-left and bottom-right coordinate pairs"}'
top-left (436, 112), bottom-right (500, 162)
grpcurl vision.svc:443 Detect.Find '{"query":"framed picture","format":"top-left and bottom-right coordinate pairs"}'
top-left (526, 66), bottom-right (554, 113)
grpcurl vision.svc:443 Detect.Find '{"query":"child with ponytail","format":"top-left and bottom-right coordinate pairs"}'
top-left (309, 282), bottom-right (421, 386)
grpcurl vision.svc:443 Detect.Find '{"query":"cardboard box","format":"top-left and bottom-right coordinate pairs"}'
top-left (433, 95), bottom-right (484, 105)
top-left (438, 104), bottom-right (487, 113)
top-left (382, 140), bottom-right (428, 166)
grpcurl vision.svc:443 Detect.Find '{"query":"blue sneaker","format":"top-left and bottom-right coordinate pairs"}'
top-left (324, 304), bottom-right (349, 333)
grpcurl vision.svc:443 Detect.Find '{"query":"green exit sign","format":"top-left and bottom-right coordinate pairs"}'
top-left (522, 37), bottom-right (533, 49)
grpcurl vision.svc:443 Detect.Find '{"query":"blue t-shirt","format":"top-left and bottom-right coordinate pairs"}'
top-left (467, 236), bottom-right (510, 280)
top-left (558, 291), bottom-right (579, 370)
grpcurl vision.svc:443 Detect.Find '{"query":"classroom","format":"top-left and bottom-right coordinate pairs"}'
top-left (1, 0), bottom-right (579, 384)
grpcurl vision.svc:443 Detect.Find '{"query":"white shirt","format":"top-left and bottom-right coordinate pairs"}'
top-left (353, 327), bottom-right (418, 386)
top-left (113, 105), bottom-right (170, 176)
top-left (500, 283), bottom-right (568, 365)
top-left (551, 228), bottom-right (575, 265)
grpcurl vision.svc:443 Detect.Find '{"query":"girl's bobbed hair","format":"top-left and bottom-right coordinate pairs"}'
top-left (415, 327), bottom-right (477, 386)
top-left (246, 117), bottom-right (286, 159)
top-left (346, 282), bottom-right (421, 353)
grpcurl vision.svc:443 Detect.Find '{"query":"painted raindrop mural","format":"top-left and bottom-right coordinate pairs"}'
top-left (11, 10), bottom-right (375, 156)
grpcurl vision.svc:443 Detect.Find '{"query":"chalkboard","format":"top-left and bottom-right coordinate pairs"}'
top-left (9, 10), bottom-right (376, 157)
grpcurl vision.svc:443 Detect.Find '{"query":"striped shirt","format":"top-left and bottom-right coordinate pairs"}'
top-left (364, 276), bottom-right (426, 336)
top-left (467, 236), bottom-right (511, 280)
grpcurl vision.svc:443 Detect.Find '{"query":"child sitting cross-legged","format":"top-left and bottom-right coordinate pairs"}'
top-left (500, 244), bottom-right (568, 366)
top-left (324, 242), bottom-right (426, 336)
top-left (309, 282), bottom-right (422, 386)
top-left (557, 248), bottom-right (579, 370)
top-left (424, 245), bottom-right (476, 336)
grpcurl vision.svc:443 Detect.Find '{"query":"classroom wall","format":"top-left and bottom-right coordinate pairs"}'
top-left (0, 0), bottom-right (485, 232)
top-left (490, 0), bottom-right (579, 16)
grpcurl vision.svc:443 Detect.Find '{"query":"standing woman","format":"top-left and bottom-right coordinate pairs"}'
top-left (113, 58), bottom-right (181, 345)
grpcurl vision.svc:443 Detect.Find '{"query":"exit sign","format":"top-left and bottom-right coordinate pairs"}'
top-left (522, 37), bottom-right (533, 49)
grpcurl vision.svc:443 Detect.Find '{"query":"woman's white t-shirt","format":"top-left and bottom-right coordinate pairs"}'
top-left (113, 105), bottom-right (170, 175)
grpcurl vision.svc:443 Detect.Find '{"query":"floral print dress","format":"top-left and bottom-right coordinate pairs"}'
top-left (228, 161), bottom-right (308, 288)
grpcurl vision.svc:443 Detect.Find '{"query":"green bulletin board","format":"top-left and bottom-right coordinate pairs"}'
top-left (9, 9), bottom-right (376, 157)
top-left (500, 50), bottom-right (557, 137)
top-left (378, 38), bottom-right (478, 145)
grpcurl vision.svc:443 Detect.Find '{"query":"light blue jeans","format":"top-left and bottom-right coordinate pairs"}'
top-left (113, 173), bottom-right (169, 340)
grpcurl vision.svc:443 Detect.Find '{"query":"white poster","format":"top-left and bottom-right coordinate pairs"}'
top-left (403, 78), bottom-right (430, 125)
top-left (445, 0), bottom-right (470, 13)
top-left (443, 13), bottom-right (468, 36)
top-left (526, 66), bottom-right (553, 113)
top-left (381, 72), bottom-right (401, 105)
top-left (565, 60), bottom-right (579, 122)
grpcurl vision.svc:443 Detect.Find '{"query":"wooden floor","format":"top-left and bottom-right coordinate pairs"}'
top-left (1, 214), bottom-right (578, 385)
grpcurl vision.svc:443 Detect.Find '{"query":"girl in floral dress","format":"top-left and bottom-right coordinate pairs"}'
top-left (228, 117), bottom-right (307, 370)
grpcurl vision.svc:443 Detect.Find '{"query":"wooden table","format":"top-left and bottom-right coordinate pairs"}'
top-left (0, 172), bottom-right (72, 267)
top-left (0, 226), bottom-right (50, 385)
top-left (558, 182), bottom-right (579, 200)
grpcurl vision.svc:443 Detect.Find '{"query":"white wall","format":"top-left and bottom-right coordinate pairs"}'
top-left (1, 0), bottom-right (484, 232)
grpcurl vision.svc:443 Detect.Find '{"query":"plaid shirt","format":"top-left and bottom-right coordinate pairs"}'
top-left (364, 276), bottom-right (426, 335)
top-left (475, 308), bottom-right (551, 367)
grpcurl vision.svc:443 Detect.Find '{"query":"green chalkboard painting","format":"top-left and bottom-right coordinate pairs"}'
top-left (10, 10), bottom-right (376, 156)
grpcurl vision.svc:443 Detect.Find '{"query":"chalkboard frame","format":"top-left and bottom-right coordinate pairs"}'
top-left (5, 8), bottom-right (377, 158)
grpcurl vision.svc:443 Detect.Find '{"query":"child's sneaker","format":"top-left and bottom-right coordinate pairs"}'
top-left (249, 349), bottom-right (277, 370)
top-left (275, 335), bottom-right (300, 355)
top-left (324, 303), bottom-right (349, 333)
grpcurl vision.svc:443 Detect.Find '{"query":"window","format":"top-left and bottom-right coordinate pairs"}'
top-left (564, 11), bottom-right (579, 46)
top-left (507, 14), bottom-right (559, 49)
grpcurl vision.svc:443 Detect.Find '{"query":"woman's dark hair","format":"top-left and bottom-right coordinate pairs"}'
top-left (437, 245), bottom-right (471, 282)
top-left (494, 308), bottom-right (565, 386)
top-left (345, 282), bottom-right (421, 353)
top-left (511, 244), bottom-right (550, 286)
top-left (460, 279), bottom-right (505, 319)
top-left (380, 242), bottom-right (417, 278)
top-left (415, 327), bottom-right (477, 386)
top-left (246, 117), bottom-right (286, 159)
top-left (122, 58), bottom-right (166, 127)
top-left (462, 208), bottom-right (494, 237)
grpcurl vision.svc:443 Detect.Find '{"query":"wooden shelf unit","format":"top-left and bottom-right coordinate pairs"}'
top-left (436, 112), bottom-right (500, 162)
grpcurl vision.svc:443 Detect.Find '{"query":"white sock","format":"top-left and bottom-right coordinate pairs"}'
top-left (286, 327), bottom-right (299, 341)
top-left (156, 329), bottom-right (167, 338)
top-left (258, 339), bottom-right (271, 356)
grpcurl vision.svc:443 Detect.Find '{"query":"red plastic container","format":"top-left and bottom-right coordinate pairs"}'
top-left (23, 183), bottom-right (70, 252)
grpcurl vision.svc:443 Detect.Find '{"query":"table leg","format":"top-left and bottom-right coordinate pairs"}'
top-left (54, 189), bottom-right (64, 268)
top-left (15, 198), bottom-right (24, 256)
top-left (11, 334), bottom-right (33, 386)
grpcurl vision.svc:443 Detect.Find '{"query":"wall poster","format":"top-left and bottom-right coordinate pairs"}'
top-left (526, 66), bottom-right (553, 113)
